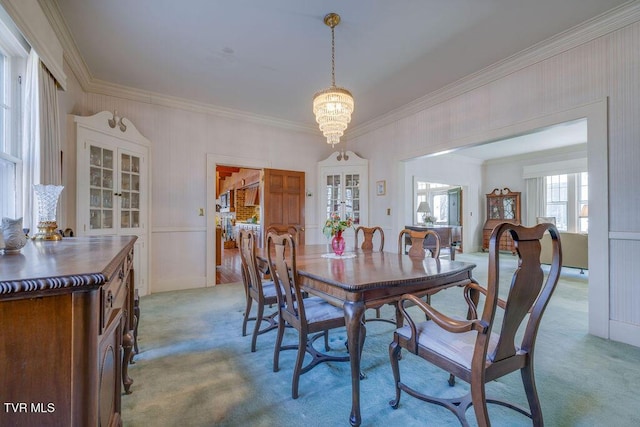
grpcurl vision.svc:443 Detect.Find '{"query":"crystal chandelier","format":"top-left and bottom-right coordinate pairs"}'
top-left (313, 13), bottom-right (354, 147)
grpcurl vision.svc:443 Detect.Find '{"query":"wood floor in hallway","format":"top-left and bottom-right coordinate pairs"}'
top-left (216, 247), bottom-right (243, 284)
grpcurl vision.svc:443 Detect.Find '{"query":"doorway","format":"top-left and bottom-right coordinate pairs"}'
top-left (215, 165), bottom-right (261, 284)
top-left (397, 100), bottom-right (608, 340)
top-left (206, 155), bottom-right (307, 286)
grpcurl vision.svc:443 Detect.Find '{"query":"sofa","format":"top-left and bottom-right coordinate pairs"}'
top-left (540, 232), bottom-right (588, 272)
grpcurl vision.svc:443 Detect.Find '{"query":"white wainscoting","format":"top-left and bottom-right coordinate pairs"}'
top-left (609, 234), bottom-right (640, 347)
top-left (152, 227), bottom-right (207, 293)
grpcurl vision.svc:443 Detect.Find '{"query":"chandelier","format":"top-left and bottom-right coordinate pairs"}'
top-left (313, 13), bottom-right (354, 147)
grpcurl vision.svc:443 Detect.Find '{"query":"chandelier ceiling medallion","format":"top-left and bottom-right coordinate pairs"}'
top-left (313, 13), bottom-right (354, 147)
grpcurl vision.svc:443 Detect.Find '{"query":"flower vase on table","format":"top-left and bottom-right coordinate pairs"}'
top-left (323, 213), bottom-right (353, 256)
top-left (331, 230), bottom-right (346, 256)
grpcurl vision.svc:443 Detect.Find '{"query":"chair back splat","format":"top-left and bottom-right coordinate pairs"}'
top-left (265, 224), bottom-right (300, 246)
top-left (398, 228), bottom-right (441, 259)
top-left (389, 222), bottom-right (563, 426)
top-left (355, 226), bottom-right (384, 252)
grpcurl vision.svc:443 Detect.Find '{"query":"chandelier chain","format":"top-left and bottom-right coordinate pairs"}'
top-left (313, 12), bottom-right (353, 146)
top-left (331, 26), bottom-right (336, 87)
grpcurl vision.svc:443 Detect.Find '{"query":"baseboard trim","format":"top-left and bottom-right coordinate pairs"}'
top-left (609, 320), bottom-right (640, 348)
top-left (151, 277), bottom-right (207, 294)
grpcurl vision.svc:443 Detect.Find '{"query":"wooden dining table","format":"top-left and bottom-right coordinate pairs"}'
top-left (257, 244), bottom-right (476, 426)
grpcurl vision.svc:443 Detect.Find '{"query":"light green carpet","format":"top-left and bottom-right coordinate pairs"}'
top-left (122, 253), bottom-right (640, 426)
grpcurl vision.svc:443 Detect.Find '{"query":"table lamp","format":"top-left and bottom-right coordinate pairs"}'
top-left (417, 202), bottom-right (432, 224)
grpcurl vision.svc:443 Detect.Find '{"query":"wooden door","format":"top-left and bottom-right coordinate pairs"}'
top-left (263, 168), bottom-right (305, 245)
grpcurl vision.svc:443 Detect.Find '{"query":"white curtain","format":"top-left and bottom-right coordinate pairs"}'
top-left (39, 61), bottom-right (61, 186)
top-left (525, 177), bottom-right (546, 226)
top-left (21, 50), bottom-right (40, 232)
top-left (20, 50), bottom-right (62, 232)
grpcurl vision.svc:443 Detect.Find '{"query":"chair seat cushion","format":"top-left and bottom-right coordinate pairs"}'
top-left (261, 281), bottom-right (278, 298)
top-left (301, 296), bottom-right (345, 323)
top-left (396, 321), bottom-right (502, 369)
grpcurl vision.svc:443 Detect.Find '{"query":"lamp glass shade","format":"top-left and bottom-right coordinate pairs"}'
top-left (580, 204), bottom-right (589, 217)
top-left (416, 202), bottom-right (431, 214)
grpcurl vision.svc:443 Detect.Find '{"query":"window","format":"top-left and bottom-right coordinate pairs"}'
top-left (544, 172), bottom-right (588, 233)
top-left (0, 10), bottom-right (27, 219)
top-left (578, 172), bottom-right (589, 233)
top-left (545, 174), bottom-right (568, 230)
top-left (414, 181), bottom-right (454, 225)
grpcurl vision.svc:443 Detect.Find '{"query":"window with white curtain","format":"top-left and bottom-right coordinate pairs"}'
top-left (0, 10), bottom-right (27, 219)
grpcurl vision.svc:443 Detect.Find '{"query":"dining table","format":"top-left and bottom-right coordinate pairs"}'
top-left (257, 243), bottom-right (477, 426)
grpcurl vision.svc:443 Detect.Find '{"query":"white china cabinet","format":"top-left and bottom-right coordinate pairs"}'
top-left (74, 111), bottom-right (151, 295)
top-left (317, 151), bottom-right (368, 246)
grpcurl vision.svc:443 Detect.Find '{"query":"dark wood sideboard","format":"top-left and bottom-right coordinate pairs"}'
top-left (0, 236), bottom-right (137, 427)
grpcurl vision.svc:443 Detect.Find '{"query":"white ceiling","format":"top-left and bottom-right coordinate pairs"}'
top-left (453, 119), bottom-right (588, 161)
top-left (54, 0), bottom-right (627, 131)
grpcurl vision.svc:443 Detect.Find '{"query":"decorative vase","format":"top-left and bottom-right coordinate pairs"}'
top-left (1, 217), bottom-right (28, 253)
top-left (331, 231), bottom-right (346, 256)
top-left (33, 184), bottom-right (64, 241)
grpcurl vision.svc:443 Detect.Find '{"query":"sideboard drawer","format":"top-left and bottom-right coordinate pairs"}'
top-left (101, 262), bottom-right (130, 333)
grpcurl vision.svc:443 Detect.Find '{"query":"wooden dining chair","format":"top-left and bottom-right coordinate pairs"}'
top-left (266, 224), bottom-right (299, 245)
top-left (398, 228), bottom-right (441, 259)
top-left (239, 228), bottom-right (279, 352)
top-left (389, 223), bottom-right (562, 426)
top-left (355, 226), bottom-right (385, 252)
top-left (266, 231), bottom-right (351, 399)
top-left (354, 226), bottom-right (386, 321)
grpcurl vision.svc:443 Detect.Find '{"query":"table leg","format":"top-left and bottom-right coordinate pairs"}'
top-left (344, 301), bottom-right (366, 427)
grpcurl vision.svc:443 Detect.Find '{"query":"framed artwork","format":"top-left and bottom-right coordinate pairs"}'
top-left (376, 180), bottom-right (386, 196)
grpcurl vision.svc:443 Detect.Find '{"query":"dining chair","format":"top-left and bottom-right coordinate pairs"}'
top-left (266, 231), bottom-right (352, 399)
top-left (398, 228), bottom-right (441, 259)
top-left (389, 223), bottom-right (562, 426)
top-left (355, 226), bottom-right (384, 252)
top-left (394, 229), bottom-right (442, 321)
top-left (354, 226), bottom-right (387, 321)
top-left (239, 228), bottom-right (279, 352)
top-left (266, 224), bottom-right (299, 245)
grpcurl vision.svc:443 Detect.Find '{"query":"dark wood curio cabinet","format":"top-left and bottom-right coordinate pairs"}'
top-left (482, 188), bottom-right (521, 253)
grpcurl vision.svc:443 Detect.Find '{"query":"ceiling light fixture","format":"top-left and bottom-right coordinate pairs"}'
top-left (313, 13), bottom-right (354, 147)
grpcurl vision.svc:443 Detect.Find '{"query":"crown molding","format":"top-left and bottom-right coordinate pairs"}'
top-left (84, 77), bottom-right (316, 133)
top-left (39, 0), bottom-right (92, 88)
top-left (41, 0), bottom-right (316, 134)
top-left (43, 0), bottom-right (640, 137)
top-left (349, 0), bottom-right (640, 139)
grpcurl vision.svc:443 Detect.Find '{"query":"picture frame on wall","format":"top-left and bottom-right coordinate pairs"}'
top-left (376, 180), bottom-right (386, 196)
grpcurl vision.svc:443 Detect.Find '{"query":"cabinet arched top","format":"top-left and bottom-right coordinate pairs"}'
top-left (318, 151), bottom-right (367, 167)
top-left (72, 111), bottom-right (151, 147)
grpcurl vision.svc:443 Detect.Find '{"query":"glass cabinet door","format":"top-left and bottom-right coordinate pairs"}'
top-left (324, 172), bottom-right (361, 224)
top-left (325, 174), bottom-right (342, 219)
top-left (344, 173), bottom-right (360, 224)
top-left (120, 152), bottom-right (142, 230)
top-left (89, 145), bottom-right (114, 230)
top-left (502, 196), bottom-right (516, 219)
